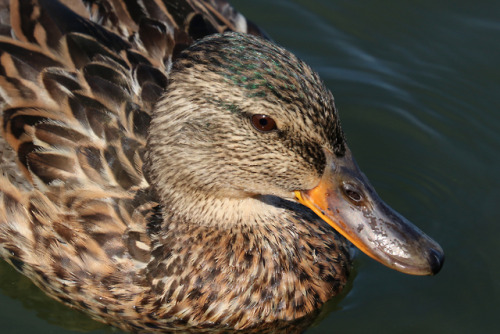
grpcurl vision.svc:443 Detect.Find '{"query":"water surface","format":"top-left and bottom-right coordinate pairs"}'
top-left (1, 0), bottom-right (498, 333)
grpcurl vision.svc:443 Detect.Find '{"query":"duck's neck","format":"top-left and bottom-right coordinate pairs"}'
top-left (140, 194), bottom-right (351, 330)
top-left (161, 190), bottom-right (283, 229)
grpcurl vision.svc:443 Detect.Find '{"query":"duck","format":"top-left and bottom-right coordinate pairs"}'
top-left (0, 0), bottom-right (444, 332)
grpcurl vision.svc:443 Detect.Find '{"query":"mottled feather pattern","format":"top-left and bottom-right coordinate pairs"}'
top-left (140, 198), bottom-right (350, 330)
top-left (0, 0), bottom-right (351, 333)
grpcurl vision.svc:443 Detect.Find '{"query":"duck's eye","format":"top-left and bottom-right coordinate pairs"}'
top-left (251, 114), bottom-right (277, 132)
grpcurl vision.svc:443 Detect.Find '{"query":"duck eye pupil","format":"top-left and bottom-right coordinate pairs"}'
top-left (251, 114), bottom-right (277, 132)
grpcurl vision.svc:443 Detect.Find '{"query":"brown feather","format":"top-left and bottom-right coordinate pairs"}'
top-left (0, 0), bottom-right (350, 333)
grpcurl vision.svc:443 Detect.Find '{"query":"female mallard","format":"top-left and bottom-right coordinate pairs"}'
top-left (0, 0), bottom-right (443, 332)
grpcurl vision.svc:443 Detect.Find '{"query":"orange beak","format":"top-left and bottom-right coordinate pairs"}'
top-left (295, 148), bottom-right (444, 275)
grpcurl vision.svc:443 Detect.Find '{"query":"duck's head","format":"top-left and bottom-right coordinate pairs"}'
top-left (147, 32), bottom-right (443, 275)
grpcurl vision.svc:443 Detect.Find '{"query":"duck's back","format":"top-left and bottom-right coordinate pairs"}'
top-left (0, 0), bottom-right (266, 329)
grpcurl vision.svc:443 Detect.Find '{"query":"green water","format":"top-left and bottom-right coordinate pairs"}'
top-left (1, 0), bottom-right (498, 333)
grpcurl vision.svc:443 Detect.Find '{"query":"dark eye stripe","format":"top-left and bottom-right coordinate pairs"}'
top-left (251, 114), bottom-right (277, 132)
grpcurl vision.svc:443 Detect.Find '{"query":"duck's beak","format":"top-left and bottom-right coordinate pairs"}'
top-left (295, 148), bottom-right (444, 275)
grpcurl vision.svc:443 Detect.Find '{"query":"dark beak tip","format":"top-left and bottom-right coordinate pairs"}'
top-left (428, 248), bottom-right (445, 275)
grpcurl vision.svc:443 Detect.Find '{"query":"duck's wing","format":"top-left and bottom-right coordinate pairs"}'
top-left (80, 0), bottom-right (267, 42)
top-left (0, 0), bottom-right (263, 309)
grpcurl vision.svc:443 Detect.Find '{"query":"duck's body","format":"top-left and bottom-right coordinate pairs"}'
top-left (0, 0), bottom-right (443, 332)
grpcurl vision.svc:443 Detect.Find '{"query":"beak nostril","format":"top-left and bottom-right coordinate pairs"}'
top-left (341, 183), bottom-right (363, 203)
top-left (346, 189), bottom-right (361, 201)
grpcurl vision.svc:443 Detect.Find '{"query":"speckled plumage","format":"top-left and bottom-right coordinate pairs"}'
top-left (0, 0), bottom-right (351, 332)
top-left (0, 0), bottom-right (444, 333)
